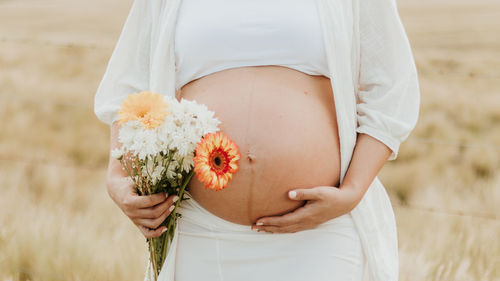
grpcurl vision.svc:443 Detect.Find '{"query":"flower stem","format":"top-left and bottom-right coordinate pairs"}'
top-left (148, 238), bottom-right (159, 281)
top-left (160, 170), bottom-right (194, 262)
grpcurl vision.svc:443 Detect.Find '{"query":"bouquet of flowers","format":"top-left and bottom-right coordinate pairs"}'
top-left (111, 91), bottom-right (241, 281)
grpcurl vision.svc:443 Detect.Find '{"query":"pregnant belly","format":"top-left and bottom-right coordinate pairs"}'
top-left (177, 66), bottom-right (341, 225)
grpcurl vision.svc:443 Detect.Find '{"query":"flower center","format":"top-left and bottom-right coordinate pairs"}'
top-left (137, 106), bottom-right (149, 118)
top-left (209, 148), bottom-right (229, 174)
top-left (214, 156), bottom-right (221, 166)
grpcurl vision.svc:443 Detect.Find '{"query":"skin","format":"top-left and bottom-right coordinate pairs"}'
top-left (178, 65), bottom-right (341, 226)
top-left (106, 65), bottom-right (392, 237)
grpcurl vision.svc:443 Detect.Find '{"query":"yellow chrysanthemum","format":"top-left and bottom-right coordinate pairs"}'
top-left (193, 132), bottom-right (241, 191)
top-left (117, 91), bottom-right (169, 129)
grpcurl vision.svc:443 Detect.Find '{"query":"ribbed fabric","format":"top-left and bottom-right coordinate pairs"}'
top-left (173, 0), bottom-right (330, 90)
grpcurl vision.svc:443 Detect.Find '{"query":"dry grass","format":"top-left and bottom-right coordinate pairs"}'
top-left (0, 0), bottom-right (499, 280)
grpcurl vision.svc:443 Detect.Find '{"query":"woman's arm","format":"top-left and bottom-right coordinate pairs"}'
top-left (337, 133), bottom-right (392, 207)
top-left (93, 0), bottom-right (178, 238)
top-left (107, 120), bottom-right (179, 239)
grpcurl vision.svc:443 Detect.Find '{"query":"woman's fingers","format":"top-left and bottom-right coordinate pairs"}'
top-left (255, 202), bottom-right (311, 227)
top-left (138, 224), bottom-right (167, 239)
top-left (288, 187), bottom-right (329, 201)
top-left (123, 191), bottom-right (168, 210)
top-left (133, 195), bottom-right (179, 229)
top-left (135, 207), bottom-right (173, 229)
top-left (132, 195), bottom-right (179, 219)
top-left (252, 224), bottom-right (298, 234)
top-left (129, 198), bottom-right (170, 219)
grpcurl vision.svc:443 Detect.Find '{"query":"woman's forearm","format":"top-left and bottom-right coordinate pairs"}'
top-left (339, 133), bottom-right (392, 208)
top-left (107, 120), bottom-right (128, 180)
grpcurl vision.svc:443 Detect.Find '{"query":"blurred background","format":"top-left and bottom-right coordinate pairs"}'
top-left (0, 0), bottom-right (499, 280)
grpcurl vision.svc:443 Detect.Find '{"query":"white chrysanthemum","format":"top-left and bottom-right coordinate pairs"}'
top-left (166, 159), bottom-right (179, 179)
top-left (192, 110), bottom-right (220, 137)
top-left (181, 126), bottom-right (197, 144)
top-left (118, 120), bottom-right (142, 150)
top-left (118, 120), bottom-right (165, 160)
top-left (168, 130), bottom-right (183, 152)
top-left (175, 153), bottom-right (194, 173)
top-left (175, 139), bottom-right (191, 157)
top-left (178, 98), bottom-right (221, 138)
top-left (134, 129), bottom-right (162, 160)
top-left (151, 165), bottom-right (166, 185)
top-left (157, 117), bottom-right (178, 152)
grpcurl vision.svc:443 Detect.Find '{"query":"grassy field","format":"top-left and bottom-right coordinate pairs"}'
top-left (0, 0), bottom-right (499, 280)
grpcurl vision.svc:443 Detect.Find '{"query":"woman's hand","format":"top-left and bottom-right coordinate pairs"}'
top-left (252, 133), bottom-right (393, 234)
top-left (106, 175), bottom-right (179, 238)
top-left (251, 185), bottom-right (362, 234)
top-left (107, 120), bottom-right (179, 239)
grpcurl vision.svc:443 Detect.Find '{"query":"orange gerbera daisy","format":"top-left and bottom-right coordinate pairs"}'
top-left (117, 91), bottom-right (169, 129)
top-left (193, 132), bottom-right (241, 191)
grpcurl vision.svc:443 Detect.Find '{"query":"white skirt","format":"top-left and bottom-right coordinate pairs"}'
top-left (151, 191), bottom-right (367, 281)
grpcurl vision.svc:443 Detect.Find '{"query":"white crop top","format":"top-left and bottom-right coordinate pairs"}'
top-left (174, 0), bottom-right (330, 90)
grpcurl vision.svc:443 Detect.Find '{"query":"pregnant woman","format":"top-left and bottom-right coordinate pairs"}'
top-left (94, 0), bottom-right (420, 280)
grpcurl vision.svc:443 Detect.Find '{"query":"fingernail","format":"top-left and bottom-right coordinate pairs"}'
top-left (289, 190), bottom-right (297, 199)
top-left (256, 221), bottom-right (264, 226)
top-left (161, 228), bottom-right (167, 233)
top-left (173, 196), bottom-right (179, 202)
top-left (165, 192), bottom-right (169, 198)
top-left (169, 205), bottom-right (175, 212)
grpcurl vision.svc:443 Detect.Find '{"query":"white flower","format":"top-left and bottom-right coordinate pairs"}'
top-left (166, 160), bottom-right (179, 179)
top-left (118, 120), bottom-right (142, 150)
top-left (151, 165), bottom-right (165, 185)
top-left (133, 129), bottom-right (162, 160)
top-left (175, 153), bottom-right (194, 173)
top-left (118, 121), bottom-right (165, 160)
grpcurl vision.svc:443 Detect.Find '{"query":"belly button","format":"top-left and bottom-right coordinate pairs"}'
top-left (246, 152), bottom-right (255, 163)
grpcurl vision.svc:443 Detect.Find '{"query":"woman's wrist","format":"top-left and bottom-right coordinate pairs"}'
top-left (338, 182), bottom-right (365, 212)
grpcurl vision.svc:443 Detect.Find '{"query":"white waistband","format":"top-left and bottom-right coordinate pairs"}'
top-left (178, 191), bottom-right (354, 234)
top-left (178, 191), bottom-right (260, 232)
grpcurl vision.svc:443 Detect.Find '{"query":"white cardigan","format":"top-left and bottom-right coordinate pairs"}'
top-left (94, 0), bottom-right (420, 280)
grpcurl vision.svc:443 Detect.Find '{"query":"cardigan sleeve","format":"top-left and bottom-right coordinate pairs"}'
top-left (93, 0), bottom-right (152, 126)
top-left (355, 0), bottom-right (420, 161)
